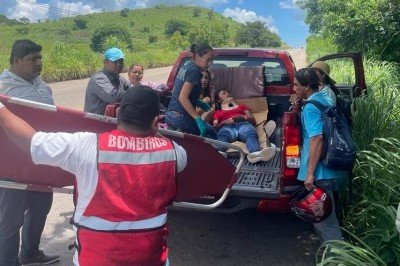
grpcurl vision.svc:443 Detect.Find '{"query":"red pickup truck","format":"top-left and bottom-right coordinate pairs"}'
top-left (165, 48), bottom-right (366, 213)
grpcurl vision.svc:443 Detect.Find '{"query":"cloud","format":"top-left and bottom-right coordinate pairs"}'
top-left (222, 7), bottom-right (278, 33)
top-left (48, 1), bottom-right (101, 20)
top-left (5, 0), bottom-right (49, 22)
top-left (279, 0), bottom-right (300, 9)
top-left (2, 0), bottom-right (228, 22)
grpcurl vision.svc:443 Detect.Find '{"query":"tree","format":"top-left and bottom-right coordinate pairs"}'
top-left (90, 25), bottom-right (133, 52)
top-left (164, 19), bottom-right (189, 37)
top-left (298, 0), bottom-right (400, 62)
top-left (19, 17), bottom-right (30, 24)
top-left (236, 21), bottom-right (281, 48)
top-left (73, 16), bottom-right (88, 30)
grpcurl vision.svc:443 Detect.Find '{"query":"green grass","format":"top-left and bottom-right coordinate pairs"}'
top-left (0, 6), bottom-right (243, 82)
top-left (306, 35), bottom-right (338, 63)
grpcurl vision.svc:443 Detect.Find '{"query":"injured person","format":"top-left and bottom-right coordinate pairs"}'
top-left (213, 89), bottom-right (276, 163)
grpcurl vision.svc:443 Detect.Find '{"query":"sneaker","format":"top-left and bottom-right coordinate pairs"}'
top-left (264, 120), bottom-right (276, 138)
top-left (19, 250), bottom-right (59, 265)
top-left (247, 145), bottom-right (276, 164)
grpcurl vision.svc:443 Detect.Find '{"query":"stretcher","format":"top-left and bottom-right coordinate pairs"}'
top-left (0, 95), bottom-right (245, 210)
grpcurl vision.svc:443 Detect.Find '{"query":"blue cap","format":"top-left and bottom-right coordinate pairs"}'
top-left (104, 47), bottom-right (124, 62)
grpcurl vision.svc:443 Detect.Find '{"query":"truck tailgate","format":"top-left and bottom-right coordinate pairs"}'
top-left (228, 149), bottom-right (281, 199)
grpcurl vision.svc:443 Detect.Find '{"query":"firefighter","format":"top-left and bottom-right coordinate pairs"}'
top-left (0, 85), bottom-right (187, 265)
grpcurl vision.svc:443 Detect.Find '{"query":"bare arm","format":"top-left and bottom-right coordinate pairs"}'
top-left (178, 81), bottom-right (199, 119)
top-left (0, 105), bottom-right (36, 153)
top-left (304, 135), bottom-right (324, 191)
top-left (244, 110), bottom-right (256, 126)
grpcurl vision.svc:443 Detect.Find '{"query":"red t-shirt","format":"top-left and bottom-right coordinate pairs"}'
top-left (213, 105), bottom-right (249, 123)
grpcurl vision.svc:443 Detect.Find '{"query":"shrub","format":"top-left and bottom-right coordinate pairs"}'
top-left (120, 8), bottom-right (129, 17)
top-left (101, 35), bottom-right (129, 51)
top-left (15, 26), bottom-right (29, 35)
top-left (148, 35), bottom-right (157, 43)
top-left (207, 10), bottom-right (214, 20)
top-left (193, 8), bottom-right (201, 17)
top-left (168, 32), bottom-right (189, 51)
top-left (130, 21), bottom-right (135, 27)
top-left (57, 28), bottom-right (71, 40)
top-left (73, 16), bottom-right (88, 30)
top-left (140, 26), bottom-right (150, 33)
top-left (90, 25), bottom-right (132, 52)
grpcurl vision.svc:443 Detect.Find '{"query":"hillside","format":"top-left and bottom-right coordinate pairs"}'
top-left (0, 5), bottom-right (281, 82)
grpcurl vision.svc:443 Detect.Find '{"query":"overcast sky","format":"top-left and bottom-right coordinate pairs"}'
top-left (0, 0), bottom-right (308, 47)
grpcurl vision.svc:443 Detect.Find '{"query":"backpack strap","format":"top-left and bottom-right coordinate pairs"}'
top-left (303, 100), bottom-right (328, 111)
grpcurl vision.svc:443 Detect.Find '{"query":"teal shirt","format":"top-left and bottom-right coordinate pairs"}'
top-left (297, 91), bottom-right (343, 181)
top-left (320, 84), bottom-right (337, 105)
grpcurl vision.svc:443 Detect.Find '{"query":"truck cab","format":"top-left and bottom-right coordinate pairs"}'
top-left (165, 48), bottom-right (366, 213)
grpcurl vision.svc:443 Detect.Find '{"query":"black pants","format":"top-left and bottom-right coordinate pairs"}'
top-left (0, 188), bottom-right (53, 266)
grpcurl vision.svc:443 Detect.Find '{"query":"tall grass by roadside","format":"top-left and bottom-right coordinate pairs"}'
top-left (39, 42), bottom-right (178, 82)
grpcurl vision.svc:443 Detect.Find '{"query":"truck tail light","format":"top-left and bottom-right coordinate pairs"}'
top-left (283, 125), bottom-right (301, 169)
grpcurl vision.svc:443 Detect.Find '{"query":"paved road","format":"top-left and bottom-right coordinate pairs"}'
top-left (41, 48), bottom-right (319, 265)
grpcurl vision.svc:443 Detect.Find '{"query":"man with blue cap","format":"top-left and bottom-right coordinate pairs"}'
top-left (84, 47), bottom-right (130, 115)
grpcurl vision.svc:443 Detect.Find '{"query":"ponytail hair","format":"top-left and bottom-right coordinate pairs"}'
top-left (190, 43), bottom-right (213, 58)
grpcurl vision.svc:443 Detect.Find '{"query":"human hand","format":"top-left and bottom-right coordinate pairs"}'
top-left (304, 174), bottom-right (315, 191)
top-left (195, 117), bottom-right (207, 136)
top-left (196, 100), bottom-right (211, 111)
top-left (223, 118), bottom-right (235, 125)
top-left (232, 115), bottom-right (247, 122)
top-left (289, 94), bottom-right (301, 105)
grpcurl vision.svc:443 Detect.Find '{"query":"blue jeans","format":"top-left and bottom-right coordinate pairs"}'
top-left (166, 110), bottom-right (217, 139)
top-left (217, 121), bottom-right (260, 153)
top-left (313, 179), bottom-right (343, 243)
top-left (0, 188), bottom-right (53, 266)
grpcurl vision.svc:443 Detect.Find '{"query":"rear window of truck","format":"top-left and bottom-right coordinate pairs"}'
top-left (179, 57), bottom-right (289, 86)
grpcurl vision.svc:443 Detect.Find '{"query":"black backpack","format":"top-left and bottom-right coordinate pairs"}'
top-left (304, 100), bottom-right (356, 170)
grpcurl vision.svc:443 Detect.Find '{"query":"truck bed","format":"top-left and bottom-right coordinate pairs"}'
top-left (229, 123), bottom-right (282, 199)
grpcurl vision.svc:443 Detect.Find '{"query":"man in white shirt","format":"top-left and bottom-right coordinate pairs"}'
top-left (0, 39), bottom-right (58, 266)
top-left (0, 85), bottom-right (187, 265)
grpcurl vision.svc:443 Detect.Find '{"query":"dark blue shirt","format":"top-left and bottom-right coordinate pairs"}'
top-left (168, 60), bottom-right (202, 116)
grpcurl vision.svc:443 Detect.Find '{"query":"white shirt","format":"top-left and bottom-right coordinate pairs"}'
top-left (30, 132), bottom-right (187, 223)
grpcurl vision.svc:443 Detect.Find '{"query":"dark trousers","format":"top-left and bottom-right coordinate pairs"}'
top-left (0, 188), bottom-right (53, 266)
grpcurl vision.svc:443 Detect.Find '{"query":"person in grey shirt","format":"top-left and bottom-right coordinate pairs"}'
top-left (0, 39), bottom-right (58, 266)
top-left (84, 47), bottom-right (130, 115)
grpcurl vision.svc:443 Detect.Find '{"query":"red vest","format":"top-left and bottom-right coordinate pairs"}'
top-left (77, 130), bottom-right (177, 265)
